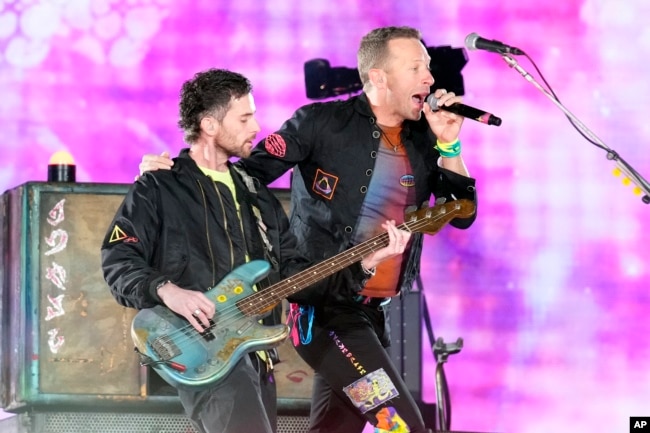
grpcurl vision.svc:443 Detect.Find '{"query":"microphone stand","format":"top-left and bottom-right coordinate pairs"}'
top-left (501, 54), bottom-right (650, 205)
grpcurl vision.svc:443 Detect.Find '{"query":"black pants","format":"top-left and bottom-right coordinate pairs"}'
top-left (177, 353), bottom-right (275, 433)
top-left (293, 303), bottom-right (430, 433)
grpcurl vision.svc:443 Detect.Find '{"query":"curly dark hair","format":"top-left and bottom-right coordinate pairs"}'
top-left (178, 68), bottom-right (253, 143)
top-left (357, 26), bottom-right (422, 90)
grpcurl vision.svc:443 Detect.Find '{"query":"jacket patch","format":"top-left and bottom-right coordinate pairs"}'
top-left (109, 224), bottom-right (138, 243)
top-left (265, 133), bottom-right (286, 157)
top-left (312, 168), bottom-right (338, 200)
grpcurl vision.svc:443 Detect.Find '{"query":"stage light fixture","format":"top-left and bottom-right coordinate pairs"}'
top-left (304, 58), bottom-right (362, 100)
top-left (427, 45), bottom-right (468, 96)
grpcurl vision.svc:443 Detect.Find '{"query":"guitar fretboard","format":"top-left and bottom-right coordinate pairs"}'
top-left (236, 199), bottom-right (472, 316)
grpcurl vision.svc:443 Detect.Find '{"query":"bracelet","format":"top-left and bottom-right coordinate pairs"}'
top-left (435, 138), bottom-right (461, 158)
top-left (361, 262), bottom-right (376, 277)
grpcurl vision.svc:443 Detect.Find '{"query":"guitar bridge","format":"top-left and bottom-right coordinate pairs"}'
top-left (151, 334), bottom-right (181, 360)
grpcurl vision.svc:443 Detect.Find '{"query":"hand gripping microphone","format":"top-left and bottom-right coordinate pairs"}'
top-left (426, 94), bottom-right (502, 126)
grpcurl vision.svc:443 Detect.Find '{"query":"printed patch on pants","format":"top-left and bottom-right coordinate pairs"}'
top-left (312, 168), bottom-right (338, 200)
top-left (375, 406), bottom-right (410, 432)
top-left (342, 368), bottom-right (399, 414)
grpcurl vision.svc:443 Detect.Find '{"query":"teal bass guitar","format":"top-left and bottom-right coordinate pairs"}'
top-left (130, 199), bottom-right (476, 390)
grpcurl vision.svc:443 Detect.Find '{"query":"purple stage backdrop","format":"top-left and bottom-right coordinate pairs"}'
top-left (1, 1), bottom-right (649, 432)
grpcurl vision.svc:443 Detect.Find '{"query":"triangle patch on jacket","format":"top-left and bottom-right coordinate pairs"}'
top-left (108, 224), bottom-right (137, 243)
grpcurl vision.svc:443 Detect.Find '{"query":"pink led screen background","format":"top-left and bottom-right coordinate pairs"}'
top-left (1, 1), bottom-right (649, 432)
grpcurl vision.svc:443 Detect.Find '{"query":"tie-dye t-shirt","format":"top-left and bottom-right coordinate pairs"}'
top-left (352, 124), bottom-right (417, 297)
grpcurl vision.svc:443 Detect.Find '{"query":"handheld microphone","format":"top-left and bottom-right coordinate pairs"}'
top-left (464, 32), bottom-right (524, 56)
top-left (426, 94), bottom-right (502, 126)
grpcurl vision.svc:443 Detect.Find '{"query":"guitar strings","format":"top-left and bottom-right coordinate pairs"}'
top-left (154, 206), bottom-right (467, 356)
top-left (153, 207), bottom-right (462, 351)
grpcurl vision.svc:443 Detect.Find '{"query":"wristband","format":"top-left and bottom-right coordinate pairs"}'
top-left (435, 138), bottom-right (461, 158)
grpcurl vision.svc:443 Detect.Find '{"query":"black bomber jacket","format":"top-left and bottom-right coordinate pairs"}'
top-left (101, 149), bottom-right (367, 310)
top-left (243, 92), bottom-right (478, 295)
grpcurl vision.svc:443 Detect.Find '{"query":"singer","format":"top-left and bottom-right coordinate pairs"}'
top-left (136, 25), bottom-right (478, 433)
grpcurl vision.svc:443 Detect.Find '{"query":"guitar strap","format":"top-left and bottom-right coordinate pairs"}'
top-left (231, 165), bottom-right (280, 273)
top-left (231, 169), bottom-right (317, 350)
top-left (232, 165), bottom-right (283, 370)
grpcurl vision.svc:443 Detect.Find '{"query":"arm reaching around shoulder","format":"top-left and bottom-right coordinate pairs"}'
top-left (138, 151), bottom-right (174, 177)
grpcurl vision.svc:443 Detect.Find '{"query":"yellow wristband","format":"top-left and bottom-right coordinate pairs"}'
top-left (435, 138), bottom-right (461, 157)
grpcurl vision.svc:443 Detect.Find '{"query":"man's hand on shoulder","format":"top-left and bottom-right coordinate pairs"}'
top-left (136, 151), bottom-right (174, 180)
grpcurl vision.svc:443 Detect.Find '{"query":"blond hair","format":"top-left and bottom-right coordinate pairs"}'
top-left (357, 26), bottom-right (423, 90)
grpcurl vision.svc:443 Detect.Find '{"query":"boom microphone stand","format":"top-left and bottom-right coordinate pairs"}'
top-left (421, 287), bottom-right (463, 432)
top-left (500, 53), bottom-right (650, 205)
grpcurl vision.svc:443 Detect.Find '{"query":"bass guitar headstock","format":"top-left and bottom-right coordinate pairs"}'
top-left (404, 199), bottom-right (476, 236)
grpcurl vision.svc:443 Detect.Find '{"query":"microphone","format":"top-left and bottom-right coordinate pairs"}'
top-left (426, 94), bottom-right (502, 126)
top-left (464, 32), bottom-right (524, 56)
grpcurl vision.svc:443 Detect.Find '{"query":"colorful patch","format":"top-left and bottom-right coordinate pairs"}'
top-left (108, 224), bottom-right (138, 243)
top-left (374, 406), bottom-right (410, 432)
top-left (265, 133), bottom-right (286, 157)
top-left (399, 174), bottom-right (415, 187)
top-left (312, 168), bottom-right (338, 200)
top-left (342, 368), bottom-right (399, 414)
